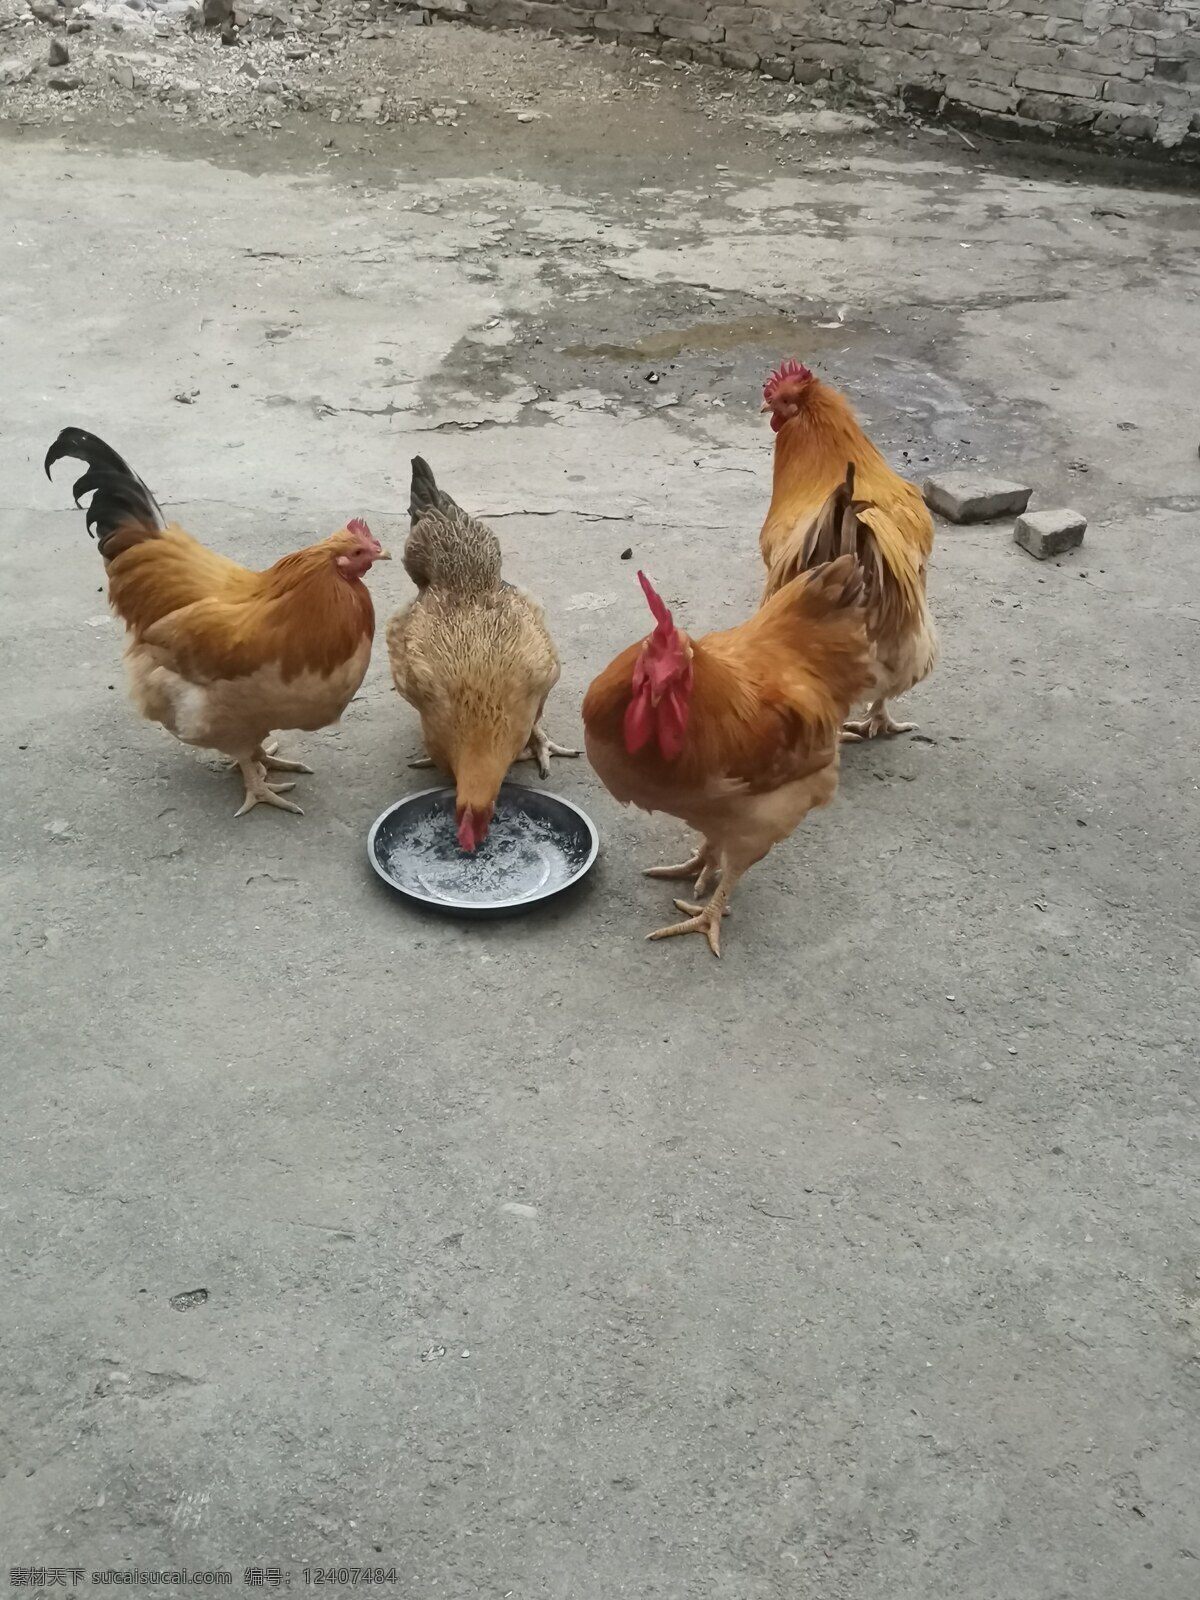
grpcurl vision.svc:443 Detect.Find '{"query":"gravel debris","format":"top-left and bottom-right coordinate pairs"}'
top-left (0, 0), bottom-right (890, 149)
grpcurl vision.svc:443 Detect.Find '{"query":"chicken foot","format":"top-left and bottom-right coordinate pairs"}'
top-left (517, 721), bottom-right (581, 781)
top-left (253, 742), bottom-right (314, 775)
top-left (646, 866), bottom-right (745, 959)
top-left (644, 843), bottom-right (720, 897)
top-left (233, 755), bottom-right (304, 817)
top-left (841, 699), bottom-right (916, 740)
top-left (225, 741), bottom-right (314, 775)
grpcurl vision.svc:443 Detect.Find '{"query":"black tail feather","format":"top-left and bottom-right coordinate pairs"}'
top-left (45, 428), bottom-right (165, 552)
top-left (837, 462), bottom-right (863, 561)
top-left (409, 454), bottom-right (465, 525)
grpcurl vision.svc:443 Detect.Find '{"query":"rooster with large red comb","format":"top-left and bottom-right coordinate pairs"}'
top-left (758, 359), bottom-right (937, 739)
top-left (582, 532), bottom-right (871, 956)
top-left (46, 427), bottom-right (389, 817)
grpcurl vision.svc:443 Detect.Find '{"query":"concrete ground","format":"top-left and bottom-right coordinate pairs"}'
top-left (3, 27), bottom-right (1200, 1598)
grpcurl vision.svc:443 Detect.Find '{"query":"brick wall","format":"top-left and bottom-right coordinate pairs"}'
top-left (426, 0), bottom-right (1200, 153)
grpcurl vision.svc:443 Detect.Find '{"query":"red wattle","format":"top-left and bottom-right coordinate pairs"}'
top-left (624, 692), bottom-right (654, 754)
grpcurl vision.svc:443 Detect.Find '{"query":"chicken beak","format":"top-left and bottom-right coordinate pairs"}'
top-left (759, 399), bottom-right (772, 414)
top-left (376, 548), bottom-right (392, 561)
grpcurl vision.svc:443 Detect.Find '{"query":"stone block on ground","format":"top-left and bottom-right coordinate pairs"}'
top-left (1014, 508), bottom-right (1087, 560)
top-left (924, 472), bottom-right (1033, 523)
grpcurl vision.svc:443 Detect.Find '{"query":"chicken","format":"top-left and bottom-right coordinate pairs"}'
top-left (581, 542), bottom-right (872, 956)
top-left (45, 427), bottom-right (389, 817)
top-left (385, 456), bottom-right (577, 852)
top-left (758, 358), bottom-right (937, 739)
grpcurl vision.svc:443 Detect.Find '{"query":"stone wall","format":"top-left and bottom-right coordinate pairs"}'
top-left (425, 0), bottom-right (1200, 153)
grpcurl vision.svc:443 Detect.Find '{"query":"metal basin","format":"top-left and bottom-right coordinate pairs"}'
top-left (367, 783), bottom-right (599, 918)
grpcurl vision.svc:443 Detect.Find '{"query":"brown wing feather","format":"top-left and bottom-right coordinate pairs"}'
top-left (116, 538), bottom-right (373, 684)
top-left (584, 556), bottom-right (871, 798)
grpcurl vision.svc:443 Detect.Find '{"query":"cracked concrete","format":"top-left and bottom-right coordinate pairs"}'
top-left (3, 24), bottom-right (1200, 1600)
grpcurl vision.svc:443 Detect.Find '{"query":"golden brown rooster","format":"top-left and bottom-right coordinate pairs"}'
top-left (386, 456), bottom-right (577, 853)
top-left (759, 359), bottom-right (937, 739)
top-left (582, 540), bottom-right (872, 956)
top-left (45, 427), bottom-right (389, 817)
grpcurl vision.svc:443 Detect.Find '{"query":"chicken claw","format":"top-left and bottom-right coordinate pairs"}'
top-left (646, 898), bottom-right (727, 959)
top-left (227, 742), bottom-right (314, 775)
top-left (842, 700), bottom-right (916, 739)
top-left (644, 847), bottom-right (718, 896)
top-left (234, 757), bottom-right (304, 817)
top-left (518, 722), bottom-right (581, 780)
top-left (255, 745), bottom-right (313, 775)
top-left (408, 756), bottom-right (436, 769)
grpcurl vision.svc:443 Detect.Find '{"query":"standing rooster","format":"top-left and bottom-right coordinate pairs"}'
top-left (582, 543), bottom-right (871, 956)
top-left (45, 427), bottom-right (389, 816)
top-left (759, 359), bottom-right (937, 739)
top-left (386, 457), bottom-right (577, 854)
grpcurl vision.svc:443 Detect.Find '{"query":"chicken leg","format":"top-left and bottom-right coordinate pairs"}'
top-left (842, 699), bottom-right (915, 740)
top-left (233, 755), bottom-right (304, 817)
top-left (517, 720), bottom-right (581, 780)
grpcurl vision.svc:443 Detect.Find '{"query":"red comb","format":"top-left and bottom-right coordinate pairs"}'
top-left (637, 570), bottom-right (675, 634)
top-left (347, 517), bottom-right (372, 539)
top-left (763, 357), bottom-right (814, 404)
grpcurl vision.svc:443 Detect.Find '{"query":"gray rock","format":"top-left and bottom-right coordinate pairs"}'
top-left (48, 36), bottom-right (69, 63)
top-left (0, 56), bottom-right (34, 83)
top-left (924, 472), bottom-right (1033, 523)
top-left (798, 108), bottom-right (878, 135)
top-left (29, 0), bottom-right (60, 21)
top-left (750, 108), bottom-right (877, 136)
top-left (112, 61), bottom-right (136, 87)
top-left (356, 93), bottom-right (382, 119)
top-left (48, 73), bottom-right (83, 88)
top-left (1014, 508), bottom-right (1087, 561)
